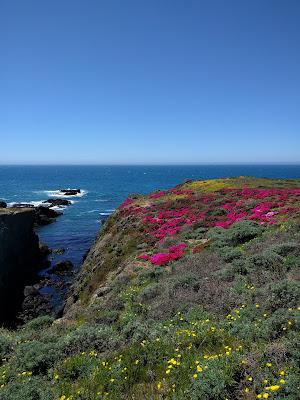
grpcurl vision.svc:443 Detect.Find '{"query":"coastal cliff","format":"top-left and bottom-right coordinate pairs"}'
top-left (0, 208), bottom-right (41, 325)
top-left (1, 177), bottom-right (300, 400)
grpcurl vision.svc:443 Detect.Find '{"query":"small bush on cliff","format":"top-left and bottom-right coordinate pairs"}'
top-left (208, 220), bottom-right (264, 247)
top-left (0, 377), bottom-right (56, 400)
top-left (62, 324), bottom-right (121, 355)
top-left (138, 283), bottom-right (162, 302)
top-left (267, 280), bottom-right (300, 310)
top-left (249, 250), bottom-right (285, 273)
top-left (270, 242), bottom-right (299, 257)
top-left (0, 330), bottom-right (13, 359)
top-left (11, 337), bottom-right (63, 374)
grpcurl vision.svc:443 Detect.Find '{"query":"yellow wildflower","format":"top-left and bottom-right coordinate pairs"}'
top-left (270, 385), bottom-right (280, 391)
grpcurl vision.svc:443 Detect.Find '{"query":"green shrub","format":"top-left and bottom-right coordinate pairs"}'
top-left (138, 283), bottom-right (162, 302)
top-left (208, 220), bottom-right (263, 247)
top-left (138, 266), bottom-right (167, 283)
top-left (249, 250), bottom-right (284, 272)
top-left (224, 258), bottom-right (252, 277)
top-left (170, 273), bottom-right (199, 290)
top-left (0, 376), bottom-right (56, 400)
top-left (22, 315), bottom-right (54, 332)
top-left (11, 337), bottom-right (63, 374)
top-left (93, 309), bottom-right (120, 324)
top-left (0, 331), bottom-right (13, 359)
top-left (270, 242), bottom-right (299, 257)
top-left (262, 309), bottom-right (297, 339)
top-left (121, 319), bottom-right (160, 342)
top-left (267, 280), bottom-right (300, 310)
top-left (182, 226), bottom-right (207, 240)
top-left (219, 247), bottom-right (243, 262)
top-left (63, 324), bottom-right (121, 355)
top-left (186, 357), bottom-right (240, 399)
top-left (284, 255), bottom-right (300, 270)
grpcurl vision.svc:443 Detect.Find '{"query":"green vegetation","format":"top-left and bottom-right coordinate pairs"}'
top-left (1, 177), bottom-right (300, 399)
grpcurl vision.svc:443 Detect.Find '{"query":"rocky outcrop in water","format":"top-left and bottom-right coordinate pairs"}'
top-left (43, 198), bottom-right (72, 207)
top-left (60, 189), bottom-right (81, 195)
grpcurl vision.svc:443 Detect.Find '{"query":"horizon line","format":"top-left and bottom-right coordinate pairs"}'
top-left (0, 162), bottom-right (300, 167)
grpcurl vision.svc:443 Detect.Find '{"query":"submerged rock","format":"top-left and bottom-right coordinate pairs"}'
top-left (53, 248), bottom-right (65, 255)
top-left (49, 260), bottom-right (74, 274)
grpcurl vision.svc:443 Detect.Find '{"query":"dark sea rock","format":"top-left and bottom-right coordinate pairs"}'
top-left (43, 198), bottom-right (72, 207)
top-left (49, 260), bottom-right (74, 274)
top-left (0, 201), bottom-right (7, 208)
top-left (35, 206), bottom-right (62, 225)
top-left (60, 189), bottom-right (81, 195)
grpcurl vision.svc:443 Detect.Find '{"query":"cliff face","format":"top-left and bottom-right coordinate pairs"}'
top-left (0, 208), bottom-right (41, 325)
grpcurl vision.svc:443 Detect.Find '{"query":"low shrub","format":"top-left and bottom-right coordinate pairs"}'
top-left (0, 330), bottom-right (13, 359)
top-left (219, 247), bottom-right (243, 262)
top-left (267, 280), bottom-right (300, 310)
top-left (208, 220), bottom-right (264, 247)
top-left (11, 337), bottom-right (63, 374)
top-left (138, 283), bottom-right (162, 302)
top-left (0, 376), bottom-right (56, 400)
top-left (249, 250), bottom-right (284, 272)
top-left (170, 273), bottom-right (199, 291)
top-left (270, 242), bottom-right (299, 257)
top-left (63, 324), bottom-right (121, 355)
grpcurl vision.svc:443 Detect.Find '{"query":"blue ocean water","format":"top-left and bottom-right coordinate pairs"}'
top-left (1, 165), bottom-right (300, 271)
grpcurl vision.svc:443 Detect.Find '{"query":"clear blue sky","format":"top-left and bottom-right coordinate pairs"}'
top-left (1, 0), bottom-right (300, 164)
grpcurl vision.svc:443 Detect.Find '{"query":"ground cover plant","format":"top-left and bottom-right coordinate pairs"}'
top-left (1, 177), bottom-right (300, 399)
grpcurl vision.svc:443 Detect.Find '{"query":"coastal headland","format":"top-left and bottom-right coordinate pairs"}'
top-left (1, 177), bottom-right (300, 400)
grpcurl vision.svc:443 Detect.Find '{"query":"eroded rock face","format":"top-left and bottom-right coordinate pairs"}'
top-left (0, 208), bottom-right (42, 325)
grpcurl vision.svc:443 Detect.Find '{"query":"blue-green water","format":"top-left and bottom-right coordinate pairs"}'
top-left (1, 165), bottom-right (300, 271)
